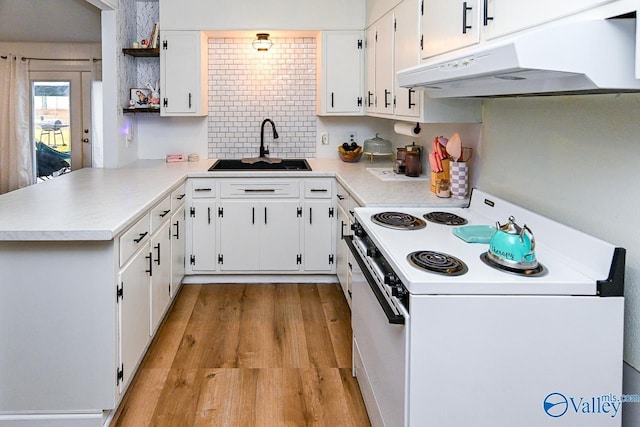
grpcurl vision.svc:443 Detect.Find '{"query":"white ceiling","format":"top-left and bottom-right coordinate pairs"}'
top-left (0, 0), bottom-right (101, 43)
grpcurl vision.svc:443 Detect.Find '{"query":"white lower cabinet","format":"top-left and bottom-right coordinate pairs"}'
top-left (170, 206), bottom-right (185, 297)
top-left (188, 199), bottom-right (217, 271)
top-left (185, 177), bottom-right (338, 275)
top-left (150, 221), bottom-right (172, 335)
top-left (117, 242), bottom-right (151, 394)
top-left (219, 200), bottom-right (301, 271)
top-left (336, 203), bottom-right (351, 306)
top-left (303, 199), bottom-right (336, 272)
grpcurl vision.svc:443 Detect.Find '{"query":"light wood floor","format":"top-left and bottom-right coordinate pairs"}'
top-left (111, 283), bottom-right (371, 427)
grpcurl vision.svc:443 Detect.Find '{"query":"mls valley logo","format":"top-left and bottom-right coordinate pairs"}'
top-left (543, 392), bottom-right (621, 419)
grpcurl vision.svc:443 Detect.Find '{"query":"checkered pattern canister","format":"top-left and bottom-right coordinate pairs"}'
top-left (450, 161), bottom-right (469, 199)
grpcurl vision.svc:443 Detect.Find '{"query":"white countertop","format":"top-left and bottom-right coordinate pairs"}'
top-left (0, 158), bottom-right (469, 241)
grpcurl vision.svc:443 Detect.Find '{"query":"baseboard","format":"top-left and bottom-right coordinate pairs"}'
top-left (623, 362), bottom-right (640, 427)
top-left (182, 274), bottom-right (339, 284)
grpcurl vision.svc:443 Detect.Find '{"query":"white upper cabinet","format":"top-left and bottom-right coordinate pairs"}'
top-left (317, 31), bottom-right (364, 116)
top-left (365, 27), bottom-right (377, 114)
top-left (482, 0), bottom-right (615, 40)
top-left (422, 0), bottom-right (619, 58)
top-left (422, 0), bottom-right (481, 59)
top-left (160, 31), bottom-right (208, 116)
top-left (374, 13), bottom-right (395, 115)
top-left (393, 0), bottom-right (421, 118)
top-left (366, 0), bottom-right (482, 123)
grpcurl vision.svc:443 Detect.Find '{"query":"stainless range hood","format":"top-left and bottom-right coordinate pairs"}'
top-left (397, 18), bottom-right (640, 98)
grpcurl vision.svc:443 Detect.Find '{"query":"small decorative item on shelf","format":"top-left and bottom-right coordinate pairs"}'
top-left (146, 82), bottom-right (160, 108)
top-left (130, 88), bottom-right (151, 108)
top-left (338, 142), bottom-right (363, 162)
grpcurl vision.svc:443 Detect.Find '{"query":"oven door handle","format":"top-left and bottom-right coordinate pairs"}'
top-left (345, 236), bottom-right (405, 325)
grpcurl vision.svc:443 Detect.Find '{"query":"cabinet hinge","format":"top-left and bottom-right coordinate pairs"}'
top-left (116, 363), bottom-right (124, 386)
top-left (190, 254), bottom-right (195, 265)
top-left (163, 98), bottom-right (168, 107)
top-left (218, 254), bottom-right (224, 264)
top-left (357, 39), bottom-right (363, 49)
top-left (296, 254), bottom-right (302, 265)
top-left (357, 97), bottom-right (362, 107)
top-left (329, 254), bottom-right (335, 265)
top-left (218, 207), bottom-right (223, 217)
top-left (116, 282), bottom-right (123, 302)
top-left (190, 206), bottom-right (195, 217)
top-left (329, 207), bottom-right (334, 218)
top-left (297, 207), bottom-right (303, 217)
top-left (162, 40), bottom-right (168, 49)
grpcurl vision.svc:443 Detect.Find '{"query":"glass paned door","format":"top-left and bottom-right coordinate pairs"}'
top-left (31, 71), bottom-right (91, 180)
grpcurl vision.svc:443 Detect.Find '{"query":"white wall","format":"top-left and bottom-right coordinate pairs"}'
top-left (477, 94), bottom-right (640, 372)
top-left (160, 0), bottom-right (365, 31)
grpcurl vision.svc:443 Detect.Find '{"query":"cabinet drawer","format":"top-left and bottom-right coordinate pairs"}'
top-left (336, 181), bottom-right (350, 210)
top-left (304, 179), bottom-right (333, 199)
top-left (219, 179), bottom-right (300, 198)
top-left (190, 179), bottom-right (217, 198)
top-left (171, 182), bottom-right (187, 208)
top-left (150, 195), bottom-right (172, 234)
top-left (119, 213), bottom-right (150, 267)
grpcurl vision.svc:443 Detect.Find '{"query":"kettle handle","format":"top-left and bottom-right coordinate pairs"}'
top-left (521, 224), bottom-right (535, 253)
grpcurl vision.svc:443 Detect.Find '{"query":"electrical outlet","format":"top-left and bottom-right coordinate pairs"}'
top-left (321, 132), bottom-right (329, 145)
top-left (347, 131), bottom-right (357, 143)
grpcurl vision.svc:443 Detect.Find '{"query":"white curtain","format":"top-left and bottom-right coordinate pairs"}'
top-left (0, 55), bottom-right (33, 194)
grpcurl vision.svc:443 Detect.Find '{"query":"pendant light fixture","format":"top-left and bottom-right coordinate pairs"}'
top-left (252, 33), bottom-right (272, 51)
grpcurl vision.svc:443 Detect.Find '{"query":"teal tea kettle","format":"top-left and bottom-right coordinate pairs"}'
top-left (487, 216), bottom-right (539, 269)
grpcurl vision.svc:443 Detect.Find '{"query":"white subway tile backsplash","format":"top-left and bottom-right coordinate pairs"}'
top-left (207, 37), bottom-right (317, 159)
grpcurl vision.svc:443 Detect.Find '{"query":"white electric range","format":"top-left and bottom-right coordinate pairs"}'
top-left (346, 189), bottom-right (625, 427)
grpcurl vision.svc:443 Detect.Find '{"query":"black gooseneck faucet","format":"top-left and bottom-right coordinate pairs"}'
top-left (260, 118), bottom-right (279, 158)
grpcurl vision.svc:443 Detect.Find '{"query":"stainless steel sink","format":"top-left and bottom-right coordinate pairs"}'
top-left (208, 158), bottom-right (312, 171)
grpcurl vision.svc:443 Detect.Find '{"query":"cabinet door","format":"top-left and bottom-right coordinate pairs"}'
top-left (483, 0), bottom-right (613, 40)
top-left (422, 0), bottom-right (480, 59)
top-left (160, 31), bottom-right (207, 116)
top-left (170, 206), bottom-right (185, 298)
top-left (189, 199), bottom-right (217, 271)
top-left (303, 200), bottom-right (336, 272)
top-left (365, 27), bottom-right (377, 113)
top-left (261, 201), bottom-right (301, 271)
top-left (150, 222), bottom-right (171, 335)
top-left (393, 0), bottom-right (421, 118)
top-left (118, 244), bottom-right (151, 394)
top-left (322, 32), bottom-right (364, 115)
top-left (374, 13), bottom-right (394, 115)
top-left (218, 200), bottom-right (260, 271)
top-left (336, 204), bottom-right (351, 306)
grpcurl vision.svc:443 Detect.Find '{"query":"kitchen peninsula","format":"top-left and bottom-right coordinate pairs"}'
top-left (0, 158), bottom-right (466, 426)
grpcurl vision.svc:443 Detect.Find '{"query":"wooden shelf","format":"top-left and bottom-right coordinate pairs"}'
top-left (123, 107), bottom-right (160, 114)
top-left (122, 48), bottom-right (159, 57)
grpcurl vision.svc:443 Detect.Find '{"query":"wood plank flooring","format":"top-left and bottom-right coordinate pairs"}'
top-left (111, 283), bottom-right (371, 427)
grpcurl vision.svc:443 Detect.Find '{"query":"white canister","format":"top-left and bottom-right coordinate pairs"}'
top-left (450, 161), bottom-right (469, 199)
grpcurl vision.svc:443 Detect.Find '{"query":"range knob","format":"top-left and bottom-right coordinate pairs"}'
top-left (392, 285), bottom-right (407, 299)
top-left (351, 222), bottom-right (366, 237)
top-left (384, 272), bottom-right (398, 285)
top-left (366, 247), bottom-right (380, 258)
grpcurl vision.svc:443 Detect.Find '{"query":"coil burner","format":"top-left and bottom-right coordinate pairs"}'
top-left (371, 212), bottom-right (426, 230)
top-left (423, 211), bottom-right (468, 226)
top-left (407, 250), bottom-right (468, 276)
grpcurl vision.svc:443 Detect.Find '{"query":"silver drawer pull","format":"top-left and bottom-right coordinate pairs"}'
top-left (244, 189), bottom-right (276, 192)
